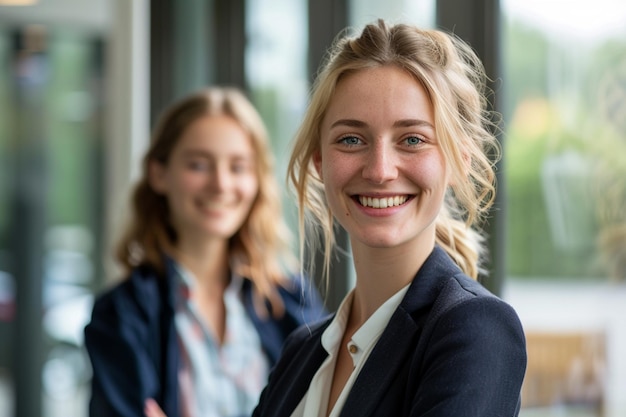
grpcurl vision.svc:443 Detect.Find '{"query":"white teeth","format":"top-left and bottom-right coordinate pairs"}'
top-left (358, 195), bottom-right (408, 208)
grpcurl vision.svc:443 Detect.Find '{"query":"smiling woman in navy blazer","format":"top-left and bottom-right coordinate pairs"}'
top-left (253, 19), bottom-right (527, 417)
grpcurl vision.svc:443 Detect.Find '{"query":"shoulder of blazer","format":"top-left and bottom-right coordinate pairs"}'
top-left (240, 273), bottom-right (328, 365)
top-left (431, 272), bottom-right (504, 320)
top-left (421, 263), bottom-right (524, 348)
top-left (89, 264), bottom-right (177, 368)
top-left (398, 246), bottom-right (506, 324)
top-left (90, 264), bottom-right (172, 327)
top-left (284, 313), bottom-right (333, 350)
top-left (85, 264), bottom-right (181, 417)
top-left (240, 272), bottom-right (327, 326)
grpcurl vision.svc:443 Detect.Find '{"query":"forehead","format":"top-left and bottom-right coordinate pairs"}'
top-left (176, 115), bottom-right (256, 157)
top-left (324, 66), bottom-right (434, 125)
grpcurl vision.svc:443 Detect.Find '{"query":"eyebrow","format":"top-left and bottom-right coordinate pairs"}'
top-left (181, 149), bottom-right (253, 160)
top-left (393, 119), bottom-right (434, 129)
top-left (330, 118), bottom-right (434, 130)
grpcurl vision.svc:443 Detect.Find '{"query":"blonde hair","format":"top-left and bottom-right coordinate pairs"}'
top-left (288, 19), bottom-right (500, 282)
top-left (117, 87), bottom-right (296, 313)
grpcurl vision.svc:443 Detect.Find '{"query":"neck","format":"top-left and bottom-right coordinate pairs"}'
top-left (174, 238), bottom-right (230, 287)
top-left (349, 237), bottom-right (434, 324)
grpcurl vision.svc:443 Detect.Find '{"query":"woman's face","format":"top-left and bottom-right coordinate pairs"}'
top-left (316, 65), bottom-right (449, 252)
top-left (150, 114), bottom-right (259, 245)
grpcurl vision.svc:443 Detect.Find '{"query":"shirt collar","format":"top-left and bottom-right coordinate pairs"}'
top-left (172, 261), bottom-right (244, 299)
top-left (350, 284), bottom-right (410, 363)
top-left (321, 290), bottom-right (353, 355)
top-left (320, 283), bottom-right (411, 366)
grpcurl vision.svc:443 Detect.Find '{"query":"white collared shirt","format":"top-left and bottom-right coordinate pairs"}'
top-left (291, 283), bottom-right (411, 417)
top-left (173, 263), bottom-right (269, 417)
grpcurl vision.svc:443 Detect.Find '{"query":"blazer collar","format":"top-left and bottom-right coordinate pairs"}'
top-left (399, 245), bottom-right (463, 313)
top-left (257, 246), bottom-right (464, 417)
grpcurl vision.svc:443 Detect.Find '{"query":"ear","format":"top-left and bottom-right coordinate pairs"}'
top-left (148, 160), bottom-right (167, 194)
top-left (312, 150), bottom-right (323, 181)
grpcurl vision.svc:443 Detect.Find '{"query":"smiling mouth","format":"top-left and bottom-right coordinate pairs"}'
top-left (357, 195), bottom-right (410, 208)
top-left (198, 200), bottom-right (230, 211)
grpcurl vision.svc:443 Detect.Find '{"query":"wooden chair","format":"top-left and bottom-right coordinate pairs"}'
top-left (521, 330), bottom-right (606, 416)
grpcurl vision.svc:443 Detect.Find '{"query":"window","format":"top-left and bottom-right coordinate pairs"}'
top-left (349, 0), bottom-right (435, 29)
top-left (502, 1), bottom-right (626, 414)
top-left (0, 24), bottom-right (105, 416)
top-left (244, 0), bottom-right (309, 246)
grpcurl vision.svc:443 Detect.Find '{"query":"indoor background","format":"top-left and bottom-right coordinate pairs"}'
top-left (0, 0), bottom-right (625, 416)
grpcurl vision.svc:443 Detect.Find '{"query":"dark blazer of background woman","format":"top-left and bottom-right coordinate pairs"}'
top-left (85, 258), bottom-right (326, 417)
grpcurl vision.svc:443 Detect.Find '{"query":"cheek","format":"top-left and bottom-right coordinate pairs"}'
top-left (175, 171), bottom-right (203, 189)
top-left (159, 176), bottom-right (190, 202)
top-left (240, 177), bottom-right (260, 202)
top-left (321, 157), bottom-right (357, 217)
top-left (322, 156), bottom-right (354, 186)
top-left (410, 154), bottom-right (449, 189)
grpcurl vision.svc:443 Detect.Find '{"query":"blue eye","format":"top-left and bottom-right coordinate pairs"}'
top-left (405, 136), bottom-right (423, 146)
top-left (340, 136), bottom-right (362, 146)
top-left (188, 160), bottom-right (209, 171)
top-left (231, 163), bottom-right (247, 173)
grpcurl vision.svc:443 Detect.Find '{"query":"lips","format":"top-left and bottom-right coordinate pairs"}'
top-left (357, 195), bottom-right (409, 208)
top-left (197, 200), bottom-right (230, 211)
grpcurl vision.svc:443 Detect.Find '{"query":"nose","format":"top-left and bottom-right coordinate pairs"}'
top-left (207, 164), bottom-right (230, 192)
top-left (362, 141), bottom-right (398, 184)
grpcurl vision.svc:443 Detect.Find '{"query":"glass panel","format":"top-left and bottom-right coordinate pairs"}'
top-left (245, 0), bottom-right (309, 232)
top-left (173, 0), bottom-right (212, 97)
top-left (501, 1), bottom-right (626, 415)
top-left (0, 24), bottom-right (15, 417)
top-left (349, 0), bottom-right (435, 29)
top-left (41, 30), bottom-right (103, 417)
top-left (0, 22), bottom-right (106, 417)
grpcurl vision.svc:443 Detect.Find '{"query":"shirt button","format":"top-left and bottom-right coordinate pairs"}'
top-left (348, 344), bottom-right (358, 354)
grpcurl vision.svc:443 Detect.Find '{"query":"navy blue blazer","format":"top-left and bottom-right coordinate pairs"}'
top-left (253, 246), bottom-right (527, 417)
top-left (84, 259), bottom-right (326, 417)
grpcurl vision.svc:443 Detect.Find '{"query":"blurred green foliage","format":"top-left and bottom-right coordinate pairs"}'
top-left (503, 19), bottom-right (626, 281)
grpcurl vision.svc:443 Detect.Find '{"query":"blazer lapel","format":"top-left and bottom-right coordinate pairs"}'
top-left (339, 308), bottom-right (419, 417)
top-left (339, 246), bottom-right (461, 416)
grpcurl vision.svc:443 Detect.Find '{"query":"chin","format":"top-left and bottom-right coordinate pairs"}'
top-left (366, 240), bottom-right (405, 249)
top-left (353, 233), bottom-right (406, 249)
top-left (200, 224), bottom-right (239, 239)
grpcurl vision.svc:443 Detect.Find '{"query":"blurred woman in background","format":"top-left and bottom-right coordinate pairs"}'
top-left (84, 86), bottom-right (326, 417)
